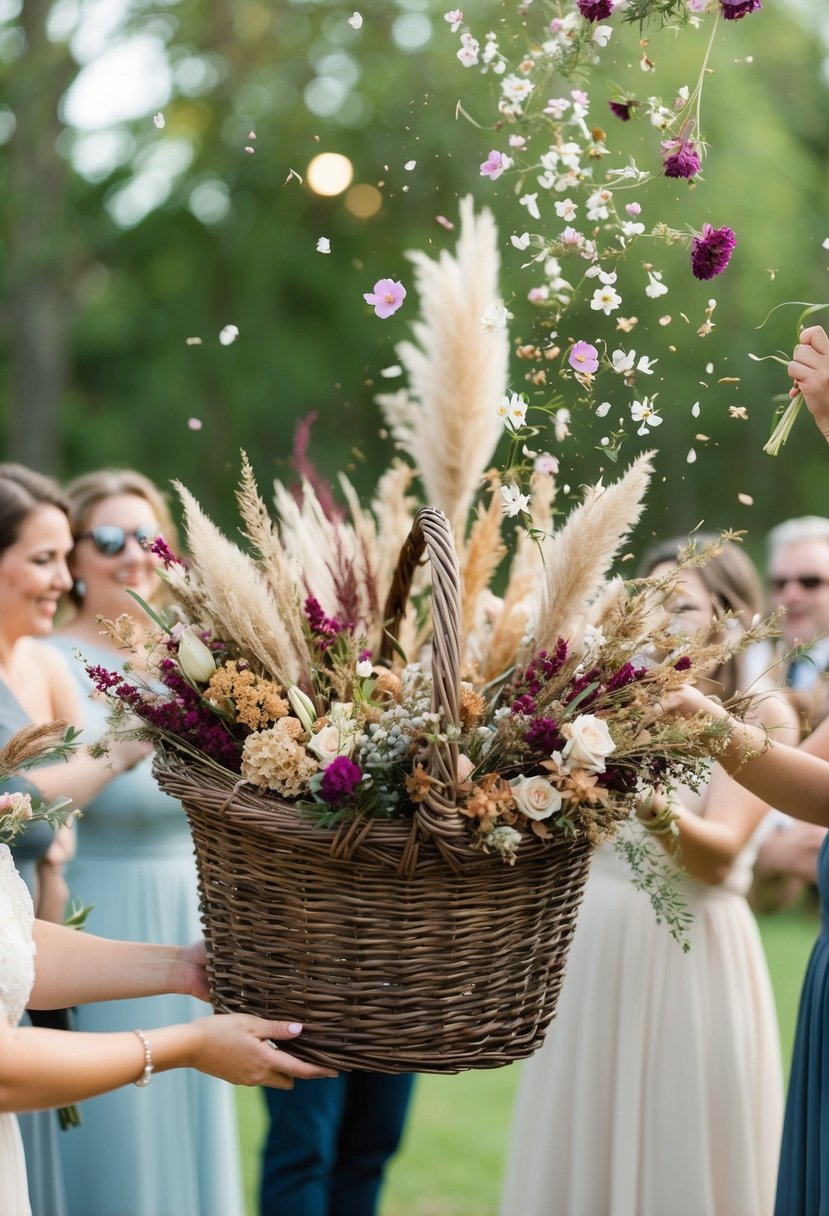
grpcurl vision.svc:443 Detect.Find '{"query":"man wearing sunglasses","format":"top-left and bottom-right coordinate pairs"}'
top-left (767, 515), bottom-right (829, 707)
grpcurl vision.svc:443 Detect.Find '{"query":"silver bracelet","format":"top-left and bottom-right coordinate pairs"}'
top-left (132, 1028), bottom-right (154, 1088)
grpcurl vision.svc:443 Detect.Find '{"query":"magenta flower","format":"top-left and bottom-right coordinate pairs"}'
top-left (608, 98), bottom-right (638, 122)
top-left (719, 0), bottom-right (761, 18)
top-left (690, 224), bottom-right (736, 281)
top-left (363, 278), bottom-right (407, 319)
top-left (577, 0), bottom-right (614, 19)
top-left (480, 150), bottom-right (511, 180)
top-left (568, 341), bottom-right (599, 374)
top-left (662, 139), bottom-right (701, 180)
top-left (320, 755), bottom-right (362, 805)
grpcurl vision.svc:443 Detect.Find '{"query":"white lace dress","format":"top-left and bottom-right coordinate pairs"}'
top-left (0, 844), bottom-right (36, 1216)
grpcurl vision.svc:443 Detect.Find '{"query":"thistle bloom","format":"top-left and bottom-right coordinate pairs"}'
top-left (363, 279), bottom-right (406, 318)
top-left (662, 139), bottom-right (701, 180)
top-left (568, 341), bottom-right (599, 374)
top-left (719, 0), bottom-right (761, 18)
top-left (608, 99), bottom-right (637, 122)
top-left (690, 224), bottom-right (736, 281)
top-left (577, 0), bottom-right (614, 19)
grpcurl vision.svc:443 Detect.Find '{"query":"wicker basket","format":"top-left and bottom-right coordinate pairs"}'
top-left (154, 508), bottom-right (595, 1073)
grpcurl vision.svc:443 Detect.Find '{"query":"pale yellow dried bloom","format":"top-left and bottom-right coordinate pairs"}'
top-left (241, 721), bottom-right (317, 796)
top-left (206, 661), bottom-right (288, 730)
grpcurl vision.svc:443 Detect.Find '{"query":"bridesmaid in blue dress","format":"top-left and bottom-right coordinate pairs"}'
top-left (51, 468), bottom-right (244, 1216)
top-left (666, 680), bottom-right (829, 1214)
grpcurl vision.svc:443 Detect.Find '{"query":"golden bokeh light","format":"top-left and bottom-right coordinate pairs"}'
top-left (344, 184), bottom-right (382, 218)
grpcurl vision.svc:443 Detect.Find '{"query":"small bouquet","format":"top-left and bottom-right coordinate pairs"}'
top-left (0, 721), bottom-right (79, 847)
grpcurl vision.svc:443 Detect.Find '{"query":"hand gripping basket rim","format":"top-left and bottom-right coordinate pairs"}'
top-left (153, 507), bottom-right (596, 1073)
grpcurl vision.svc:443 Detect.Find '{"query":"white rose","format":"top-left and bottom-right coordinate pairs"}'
top-left (561, 714), bottom-right (616, 773)
top-left (510, 774), bottom-right (563, 821)
top-left (356, 659), bottom-right (373, 679)
top-left (307, 723), bottom-right (356, 769)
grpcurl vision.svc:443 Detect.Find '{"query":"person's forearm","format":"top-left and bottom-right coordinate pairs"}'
top-left (29, 922), bottom-right (185, 1009)
top-left (0, 1023), bottom-right (201, 1112)
top-left (27, 751), bottom-right (124, 810)
top-left (720, 722), bottom-right (829, 827)
top-left (33, 862), bottom-right (69, 924)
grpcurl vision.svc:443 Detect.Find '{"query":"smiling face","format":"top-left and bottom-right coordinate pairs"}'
top-left (768, 538), bottom-right (829, 649)
top-left (650, 562), bottom-right (717, 638)
top-left (70, 492), bottom-right (163, 620)
top-left (0, 505), bottom-right (74, 644)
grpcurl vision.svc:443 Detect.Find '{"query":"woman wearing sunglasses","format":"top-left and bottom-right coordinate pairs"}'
top-left (48, 469), bottom-right (245, 1216)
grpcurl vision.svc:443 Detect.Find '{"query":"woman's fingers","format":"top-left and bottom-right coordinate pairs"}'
top-left (799, 324), bottom-right (829, 353)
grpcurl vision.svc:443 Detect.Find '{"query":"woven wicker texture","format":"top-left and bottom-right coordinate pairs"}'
top-left (153, 508), bottom-right (595, 1073)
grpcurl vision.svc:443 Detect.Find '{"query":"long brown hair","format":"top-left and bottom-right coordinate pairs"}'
top-left (0, 464), bottom-right (68, 557)
top-left (640, 535), bottom-right (765, 700)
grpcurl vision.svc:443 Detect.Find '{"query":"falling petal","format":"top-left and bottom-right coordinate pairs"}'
top-left (316, 237), bottom-right (331, 254)
top-left (348, 11), bottom-right (363, 28)
top-left (436, 215), bottom-right (455, 230)
top-left (188, 418), bottom-right (203, 430)
top-left (380, 364), bottom-right (403, 378)
top-left (691, 401), bottom-right (700, 417)
top-left (185, 337), bottom-right (203, 346)
top-left (737, 492), bottom-right (753, 505)
top-left (244, 146), bottom-right (255, 154)
top-left (404, 160), bottom-right (416, 170)
top-left (686, 449), bottom-right (697, 463)
top-left (219, 324), bottom-right (240, 346)
top-left (658, 315), bottom-right (671, 326)
top-left (153, 112), bottom-right (165, 129)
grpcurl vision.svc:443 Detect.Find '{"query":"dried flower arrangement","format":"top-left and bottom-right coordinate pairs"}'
top-left (84, 201), bottom-right (779, 950)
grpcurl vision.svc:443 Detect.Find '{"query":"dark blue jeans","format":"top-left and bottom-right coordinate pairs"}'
top-left (259, 1072), bottom-right (415, 1216)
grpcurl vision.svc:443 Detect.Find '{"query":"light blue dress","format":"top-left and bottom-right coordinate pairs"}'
top-left (47, 638), bottom-right (244, 1216)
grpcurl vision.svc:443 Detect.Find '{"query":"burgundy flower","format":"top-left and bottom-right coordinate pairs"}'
top-left (320, 756), bottom-right (362, 805)
top-left (690, 223), bottom-right (736, 281)
top-left (149, 535), bottom-right (185, 568)
top-left (608, 99), bottom-right (638, 122)
top-left (577, 0), bottom-right (613, 19)
top-left (719, 0), bottom-right (761, 18)
top-left (673, 656), bottom-right (693, 672)
top-left (662, 139), bottom-right (701, 180)
top-left (525, 717), bottom-right (564, 755)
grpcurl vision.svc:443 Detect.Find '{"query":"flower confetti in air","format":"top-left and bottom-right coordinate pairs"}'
top-left (690, 224), bottom-right (736, 281)
top-left (153, 112), bottom-right (165, 129)
top-left (244, 145), bottom-right (255, 155)
top-left (187, 418), bottom-right (203, 431)
top-left (404, 160), bottom-right (416, 171)
top-left (348, 11), bottom-right (363, 29)
top-left (185, 337), bottom-right (202, 346)
top-left (363, 279), bottom-right (407, 319)
top-left (501, 483), bottom-right (531, 517)
top-left (568, 341), bottom-right (599, 374)
top-left (511, 232), bottom-right (531, 250)
top-left (316, 237), bottom-right (331, 254)
top-left (380, 364), bottom-right (402, 378)
top-left (218, 325), bottom-right (240, 346)
top-left (436, 215), bottom-right (455, 231)
top-left (480, 150), bottom-right (511, 180)
top-left (481, 304), bottom-right (510, 333)
top-left (737, 492), bottom-right (754, 505)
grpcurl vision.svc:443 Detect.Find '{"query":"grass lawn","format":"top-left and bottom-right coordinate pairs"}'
top-left (236, 903), bottom-right (818, 1216)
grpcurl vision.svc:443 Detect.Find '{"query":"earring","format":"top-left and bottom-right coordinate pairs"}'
top-left (72, 578), bottom-right (86, 600)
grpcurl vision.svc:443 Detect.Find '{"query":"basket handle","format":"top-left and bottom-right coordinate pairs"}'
top-left (379, 508), bottom-right (461, 833)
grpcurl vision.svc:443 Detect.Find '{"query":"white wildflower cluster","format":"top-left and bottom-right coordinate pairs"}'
top-left (353, 665), bottom-right (432, 810)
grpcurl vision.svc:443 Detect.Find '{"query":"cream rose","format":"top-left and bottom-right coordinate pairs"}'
top-left (307, 723), bottom-right (356, 769)
top-left (510, 774), bottom-right (562, 821)
top-left (561, 713), bottom-right (616, 773)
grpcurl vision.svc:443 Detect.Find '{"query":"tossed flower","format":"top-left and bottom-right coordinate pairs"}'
top-left (661, 138), bottom-right (701, 180)
top-left (645, 269), bottom-right (668, 299)
top-left (568, 340), bottom-right (599, 374)
top-left (510, 774), bottom-right (563, 821)
top-left (690, 224), bottom-right (736, 281)
top-left (608, 98), bottom-right (638, 122)
top-left (501, 483), bottom-right (531, 517)
top-left (363, 278), bottom-right (407, 318)
top-left (481, 304), bottom-right (510, 333)
top-left (498, 392), bottom-right (528, 432)
top-left (577, 0), bottom-right (614, 20)
top-left (480, 150), bottom-right (511, 180)
top-left (631, 396), bottom-right (663, 434)
top-left (719, 0), bottom-right (761, 18)
top-left (590, 285), bottom-right (622, 315)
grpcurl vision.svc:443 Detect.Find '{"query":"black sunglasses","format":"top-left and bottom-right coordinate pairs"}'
top-left (75, 525), bottom-right (156, 556)
top-left (769, 575), bottom-right (829, 593)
